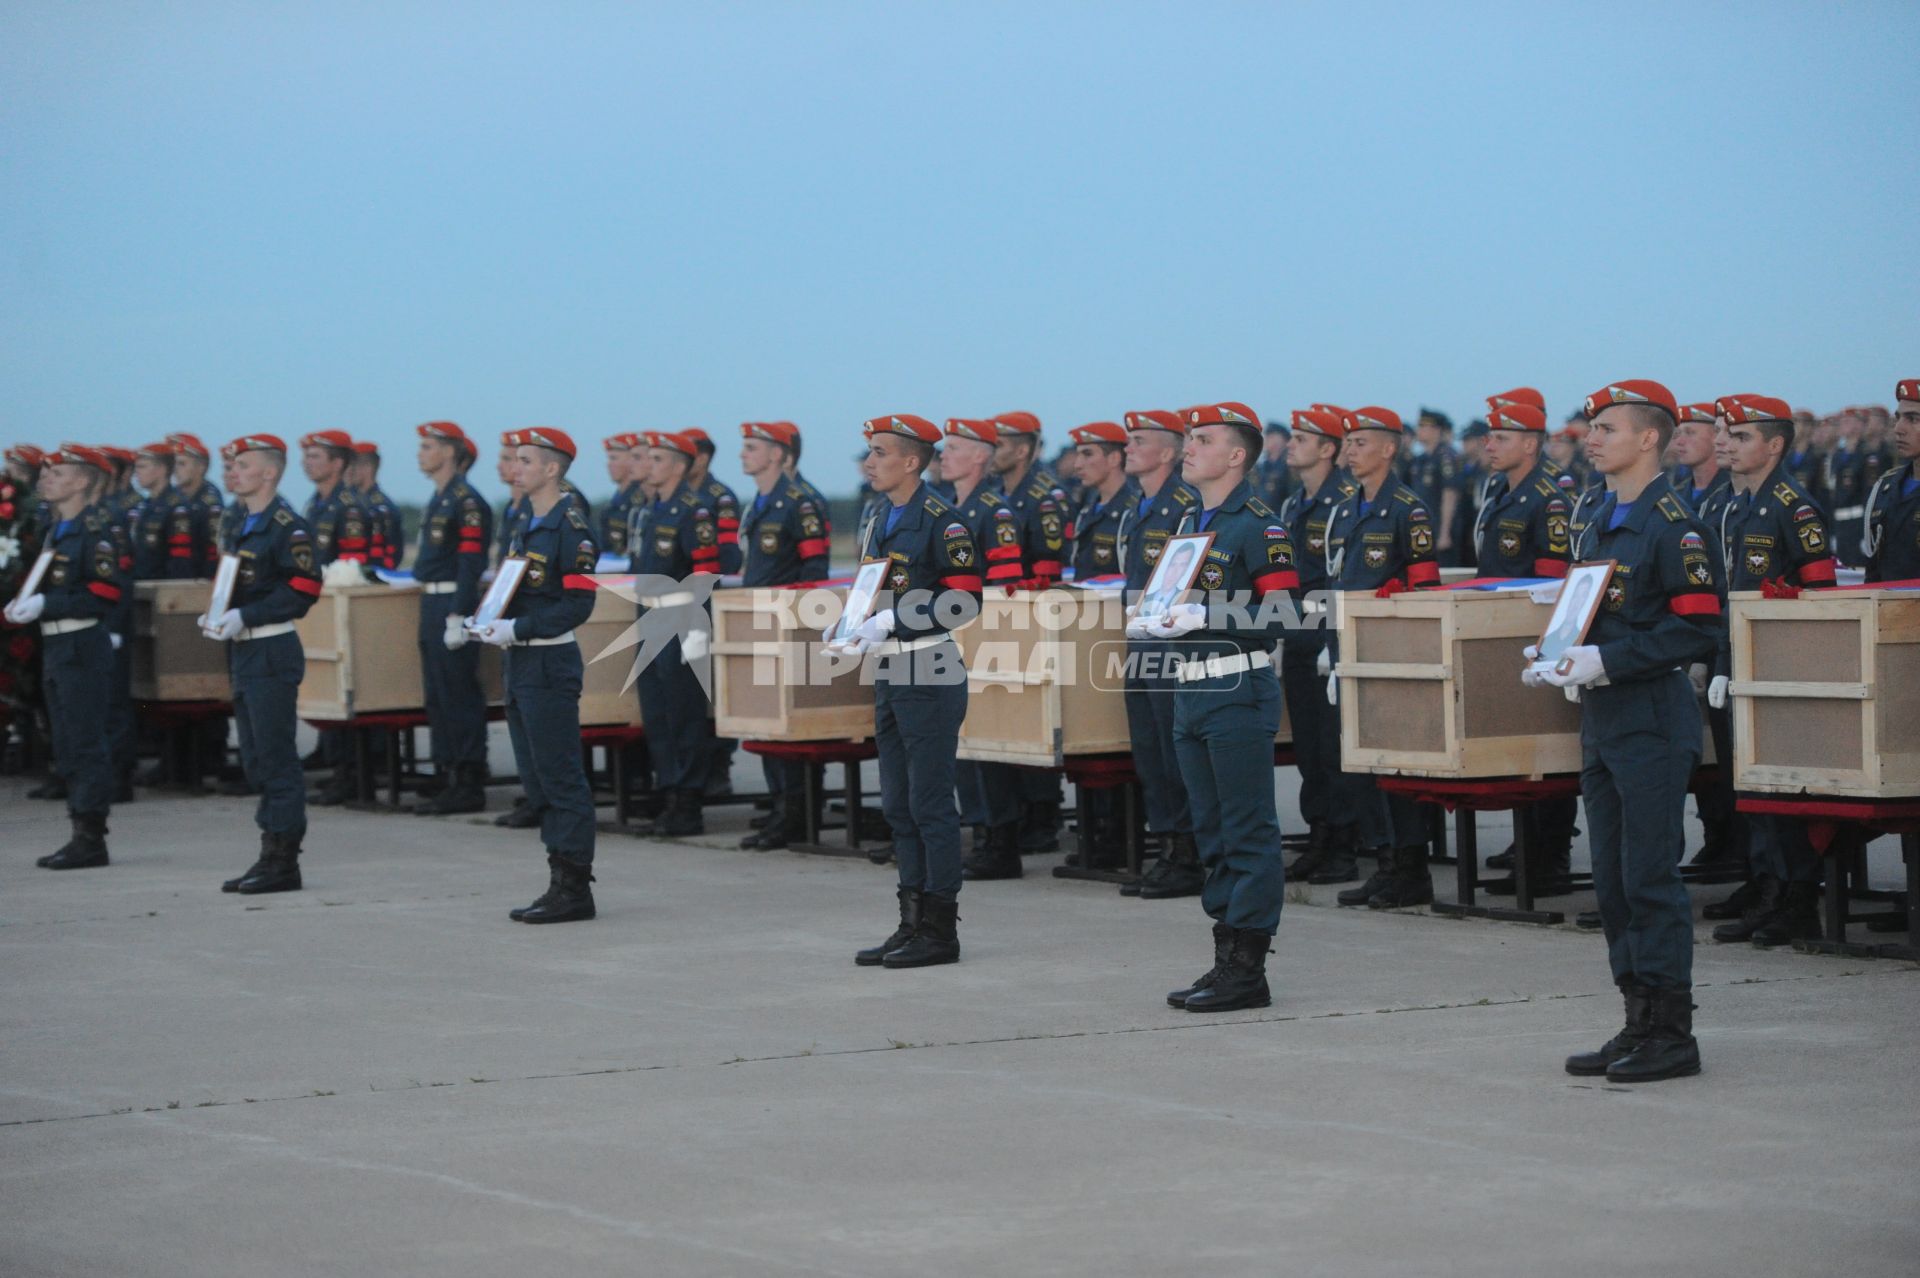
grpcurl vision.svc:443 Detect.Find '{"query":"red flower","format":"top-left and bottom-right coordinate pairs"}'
top-left (0, 502), bottom-right (14, 519)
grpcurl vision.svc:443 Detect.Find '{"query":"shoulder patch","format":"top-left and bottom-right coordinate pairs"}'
top-left (1791, 504), bottom-right (1818, 523)
top-left (1679, 530), bottom-right (1704, 549)
top-left (944, 521), bottom-right (967, 540)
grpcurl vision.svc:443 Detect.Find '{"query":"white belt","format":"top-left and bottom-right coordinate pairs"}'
top-left (1833, 505), bottom-right (1865, 520)
top-left (40, 618), bottom-right (98, 637)
top-left (637, 591), bottom-right (695, 608)
top-left (876, 634), bottom-right (952, 656)
top-left (236, 622), bottom-right (295, 642)
top-left (420, 581), bottom-right (457, 595)
top-left (1176, 649), bottom-right (1273, 683)
top-left (516, 630), bottom-right (576, 647)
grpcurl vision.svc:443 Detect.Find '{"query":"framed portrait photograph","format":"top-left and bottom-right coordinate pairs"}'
top-left (1133, 531), bottom-right (1214, 625)
top-left (204, 554), bottom-right (241, 622)
top-left (829, 557), bottom-right (890, 647)
top-left (467, 555), bottom-right (529, 632)
top-left (13, 548), bottom-right (54, 605)
top-left (1531, 559), bottom-right (1616, 675)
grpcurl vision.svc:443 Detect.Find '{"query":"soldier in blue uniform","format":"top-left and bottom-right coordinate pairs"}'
top-left (1453, 419), bottom-right (1490, 567)
top-left (599, 433), bottom-right (642, 560)
top-left (90, 446), bottom-right (141, 801)
top-left (1325, 407), bottom-right (1444, 908)
top-left (1113, 410), bottom-right (1204, 898)
top-left (681, 428), bottom-right (743, 798)
top-left (163, 433), bottom-right (226, 580)
top-left (1702, 394), bottom-right (1838, 950)
top-left (1126, 402), bottom-right (1298, 1012)
top-left (204, 433), bottom-right (324, 894)
top-left (627, 430), bottom-right (723, 837)
top-left (474, 427), bottom-right (603, 924)
top-left (1543, 379), bottom-right (1721, 1083)
top-left (1272, 407), bottom-right (1363, 886)
top-left (842, 414), bottom-right (982, 968)
top-left (734, 420), bottom-right (836, 850)
top-left (1861, 378), bottom-right (1920, 581)
top-left (299, 429), bottom-right (376, 805)
top-left (1824, 407), bottom-right (1878, 565)
top-left (1252, 420), bottom-right (1295, 511)
top-left (1470, 400), bottom-right (1579, 895)
top-left (410, 421), bottom-right (494, 816)
top-left (7, 445), bottom-right (128, 868)
top-left (1410, 409), bottom-right (1467, 566)
top-left (494, 431), bottom-right (528, 565)
top-left (350, 441), bottom-right (405, 571)
top-left (128, 441), bottom-right (178, 582)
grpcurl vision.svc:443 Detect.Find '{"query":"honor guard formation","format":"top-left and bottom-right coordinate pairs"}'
top-left (5, 379), bottom-right (1917, 1085)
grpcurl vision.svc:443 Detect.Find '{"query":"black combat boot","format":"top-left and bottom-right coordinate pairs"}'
top-left (1710, 875), bottom-right (1784, 942)
top-left (1485, 844), bottom-right (1515, 871)
top-left (310, 767), bottom-right (356, 807)
top-left (1307, 825), bottom-right (1361, 885)
top-left (1138, 832), bottom-right (1203, 899)
top-left (961, 821), bottom-right (1024, 880)
top-left (1120, 835), bottom-right (1169, 896)
top-left (38, 812), bottom-right (110, 870)
top-left (1702, 876), bottom-right (1763, 921)
top-left (1605, 988), bottom-right (1701, 1083)
top-left (115, 767), bottom-right (136, 804)
top-left (234, 832), bottom-right (303, 894)
top-left (27, 777), bottom-right (68, 801)
top-left (1167, 922), bottom-right (1234, 1008)
top-left (415, 771), bottom-right (448, 800)
top-left (1686, 819), bottom-right (1744, 882)
top-left (1574, 911), bottom-right (1602, 929)
top-left (1336, 848), bottom-right (1396, 906)
top-left (1484, 835), bottom-right (1573, 897)
top-left (1751, 881), bottom-right (1822, 948)
top-left (1366, 845), bottom-right (1435, 909)
top-left (1183, 928), bottom-right (1273, 1012)
top-left (222, 832), bottom-right (271, 892)
top-left (494, 797), bottom-right (543, 829)
top-left (414, 762), bottom-right (488, 816)
top-left (741, 786), bottom-right (809, 850)
top-left (1017, 799), bottom-right (1061, 853)
top-left (1285, 824), bottom-right (1332, 880)
top-left (1564, 983), bottom-right (1652, 1075)
top-left (881, 893), bottom-right (960, 967)
top-left (657, 788), bottom-right (706, 837)
top-left (514, 854), bottom-right (596, 924)
top-left (855, 888), bottom-right (921, 966)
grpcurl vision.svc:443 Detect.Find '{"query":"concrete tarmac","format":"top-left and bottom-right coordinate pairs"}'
top-left (3, 780), bottom-right (1916, 1277)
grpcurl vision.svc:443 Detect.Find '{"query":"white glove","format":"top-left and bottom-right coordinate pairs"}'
top-left (1540, 645), bottom-right (1606, 689)
top-left (1326, 672), bottom-right (1339, 705)
top-left (1521, 665), bottom-right (1545, 688)
top-left (1522, 644), bottom-right (1541, 662)
top-left (321, 559), bottom-right (364, 588)
top-left (1707, 675), bottom-right (1729, 710)
top-left (6, 593), bottom-right (45, 624)
top-left (210, 609), bottom-right (244, 641)
top-left (1315, 646), bottom-right (1331, 676)
top-left (1687, 662), bottom-right (1708, 695)
top-left (1123, 617), bottom-right (1152, 639)
top-left (1564, 685), bottom-right (1583, 703)
top-left (681, 627), bottom-right (710, 662)
top-left (479, 619), bottom-right (518, 648)
top-left (444, 614), bottom-right (470, 650)
top-left (1145, 603), bottom-right (1207, 639)
top-left (853, 608), bottom-right (897, 644)
top-left (110, 632), bottom-right (123, 650)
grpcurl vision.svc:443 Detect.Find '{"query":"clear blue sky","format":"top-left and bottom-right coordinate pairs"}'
top-left (4, 1), bottom-right (1916, 506)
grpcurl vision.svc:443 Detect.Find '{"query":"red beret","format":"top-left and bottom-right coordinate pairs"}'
top-left (6, 444), bottom-right (46, 468)
top-left (97, 445), bottom-right (136, 465)
top-left (1895, 379), bottom-right (1920, 404)
top-left (50, 443), bottom-right (113, 472)
top-left (992, 411), bottom-right (1041, 436)
top-left (602, 432), bottom-right (643, 451)
top-left (1309, 403), bottom-right (1350, 420)
top-left (1343, 406), bottom-right (1403, 435)
top-left (742, 421), bottom-right (799, 447)
top-left (137, 440), bottom-right (178, 460)
top-left (166, 432), bottom-right (210, 460)
top-left (300, 429), bottom-right (355, 453)
top-left (520, 426), bottom-right (577, 460)
top-left (1675, 403), bottom-right (1717, 424)
top-left (352, 440), bottom-right (379, 457)
top-left (680, 428), bottom-right (715, 452)
top-left (1715, 394), bottom-right (1792, 425)
top-left (417, 421), bottom-right (470, 447)
top-left (864, 414), bottom-right (942, 444)
top-left (943, 418), bottom-right (999, 444)
top-left (1185, 402), bottom-right (1262, 429)
top-left (1556, 420), bottom-right (1588, 442)
top-left (1069, 421), bottom-right (1127, 446)
top-left (1124, 410), bottom-right (1183, 435)
top-left (1486, 387), bottom-right (1546, 414)
top-left (1290, 407), bottom-right (1347, 439)
top-left (499, 430), bottom-right (523, 448)
top-left (221, 434), bottom-right (288, 462)
top-left (1583, 380), bottom-right (1678, 421)
top-left (1487, 404), bottom-right (1547, 434)
top-left (644, 430), bottom-right (699, 459)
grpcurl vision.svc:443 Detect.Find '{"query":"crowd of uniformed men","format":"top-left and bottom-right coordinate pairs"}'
top-left (3, 381), bottom-right (1915, 1082)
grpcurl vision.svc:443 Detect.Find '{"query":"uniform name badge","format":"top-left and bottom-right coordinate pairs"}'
top-left (1529, 559), bottom-right (1615, 677)
top-left (468, 556), bottom-right (529, 633)
top-left (201, 554), bottom-right (241, 638)
top-left (12, 547), bottom-right (54, 604)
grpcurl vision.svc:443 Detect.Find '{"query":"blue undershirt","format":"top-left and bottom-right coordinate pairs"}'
top-left (1607, 501), bottom-right (1635, 531)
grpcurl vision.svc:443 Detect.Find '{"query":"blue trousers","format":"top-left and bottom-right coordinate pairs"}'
top-left (110, 628), bottom-right (135, 777)
top-left (418, 593), bottom-right (488, 768)
top-left (1279, 633), bottom-right (1340, 831)
top-left (964, 761), bottom-right (1024, 828)
top-left (45, 626), bottom-right (115, 819)
top-left (874, 643), bottom-right (969, 902)
top-left (1172, 664), bottom-right (1286, 935)
top-left (635, 635), bottom-right (709, 792)
top-left (1123, 641), bottom-right (1191, 835)
top-left (504, 643), bottom-right (596, 864)
top-left (230, 632), bottom-right (306, 839)
top-left (1581, 671), bottom-right (1700, 990)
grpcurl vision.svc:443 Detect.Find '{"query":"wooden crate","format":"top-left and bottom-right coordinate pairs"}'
top-left (296, 585), bottom-right (426, 720)
top-left (131, 580), bottom-right (228, 702)
top-left (1730, 589), bottom-right (1920, 797)
top-left (574, 582), bottom-right (646, 728)
top-left (710, 585), bottom-right (875, 741)
top-left (1335, 588), bottom-right (1585, 778)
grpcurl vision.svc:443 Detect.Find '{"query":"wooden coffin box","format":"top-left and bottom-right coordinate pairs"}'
top-left (1730, 588), bottom-right (1920, 797)
top-left (131, 580), bottom-right (228, 702)
top-left (574, 580), bottom-right (646, 728)
top-left (710, 585), bottom-right (875, 741)
top-left (1335, 587), bottom-right (1585, 779)
top-left (297, 584), bottom-right (426, 720)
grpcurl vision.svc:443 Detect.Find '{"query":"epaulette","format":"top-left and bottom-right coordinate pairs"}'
top-left (83, 506), bottom-right (108, 531)
top-left (1532, 476), bottom-right (1559, 499)
top-left (781, 479), bottom-right (806, 502)
top-left (923, 493), bottom-right (950, 517)
top-left (1025, 478), bottom-right (1050, 500)
top-left (1172, 486), bottom-right (1198, 505)
top-left (565, 503), bottom-right (590, 531)
top-left (1656, 494), bottom-right (1689, 522)
top-left (1337, 476), bottom-right (1360, 497)
top-left (1391, 488), bottom-right (1417, 506)
top-left (1245, 496), bottom-right (1274, 518)
top-left (1770, 480), bottom-right (1800, 506)
top-left (274, 508), bottom-right (294, 526)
